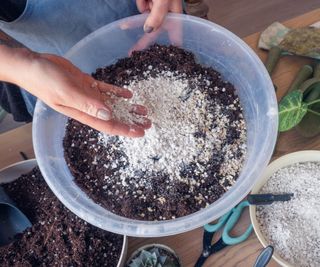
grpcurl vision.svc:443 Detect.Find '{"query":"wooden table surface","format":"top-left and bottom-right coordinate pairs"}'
top-left (0, 9), bottom-right (320, 267)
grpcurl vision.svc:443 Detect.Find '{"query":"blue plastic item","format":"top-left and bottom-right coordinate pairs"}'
top-left (254, 246), bottom-right (274, 267)
top-left (0, 186), bottom-right (32, 246)
top-left (196, 201), bottom-right (253, 267)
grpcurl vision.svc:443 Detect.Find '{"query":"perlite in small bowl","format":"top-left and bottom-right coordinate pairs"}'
top-left (250, 151), bottom-right (320, 267)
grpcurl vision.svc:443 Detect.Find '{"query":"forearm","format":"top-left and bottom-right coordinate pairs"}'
top-left (0, 29), bottom-right (24, 48)
top-left (0, 30), bottom-right (35, 85)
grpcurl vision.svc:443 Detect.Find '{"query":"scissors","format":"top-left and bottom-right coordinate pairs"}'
top-left (194, 201), bottom-right (253, 267)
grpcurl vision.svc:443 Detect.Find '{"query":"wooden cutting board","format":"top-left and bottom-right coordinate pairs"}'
top-left (0, 8), bottom-right (319, 267)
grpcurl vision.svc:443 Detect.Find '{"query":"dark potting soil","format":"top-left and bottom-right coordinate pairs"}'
top-left (0, 167), bottom-right (123, 267)
top-left (63, 44), bottom-right (247, 221)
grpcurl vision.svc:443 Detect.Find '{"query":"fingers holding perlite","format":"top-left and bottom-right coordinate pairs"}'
top-left (65, 84), bottom-right (113, 121)
top-left (56, 105), bottom-right (111, 126)
top-left (93, 81), bottom-right (133, 99)
top-left (133, 117), bottom-right (152, 129)
top-left (87, 80), bottom-right (151, 133)
top-left (80, 99), bottom-right (113, 121)
top-left (106, 121), bottom-right (145, 138)
top-left (73, 98), bottom-right (151, 130)
top-left (57, 105), bottom-right (145, 138)
top-left (129, 104), bottom-right (151, 127)
top-left (130, 104), bottom-right (148, 116)
top-left (96, 108), bottom-right (112, 121)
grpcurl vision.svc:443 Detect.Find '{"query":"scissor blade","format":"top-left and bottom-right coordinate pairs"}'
top-left (194, 255), bottom-right (208, 267)
top-left (194, 238), bottom-right (228, 267)
top-left (194, 230), bottom-right (215, 267)
top-left (211, 238), bottom-right (228, 253)
top-left (203, 230), bottom-right (215, 250)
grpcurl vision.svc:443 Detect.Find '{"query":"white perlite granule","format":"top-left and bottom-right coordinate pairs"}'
top-left (99, 70), bottom-right (246, 190)
top-left (257, 162), bottom-right (320, 267)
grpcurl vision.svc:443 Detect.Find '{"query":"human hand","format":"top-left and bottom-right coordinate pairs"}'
top-left (127, 0), bottom-right (183, 53)
top-left (16, 52), bottom-right (151, 137)
top-left (136, 0), bottom-right (183, 33)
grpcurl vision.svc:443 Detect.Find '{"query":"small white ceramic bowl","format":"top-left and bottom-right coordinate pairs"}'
top-left (0, 160), bottom-right (128, 267)
top-left (249, 150), bottom-right (320, 267)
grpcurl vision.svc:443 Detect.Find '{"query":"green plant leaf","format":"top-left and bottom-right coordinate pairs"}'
top-left (150, 252), bottom-right (158, 266)
top-left (296, 81), bottom-right (320, 138)
top-left (129, 257), bottom-right (144, 267)
top-left (129, 247), bottom-right (181, 267)
top-left (279, 90), bottom-right (308, 132)
top-left (159, 255), bottom-right (167, 265)
top-left (129, 250), bottom-right (158, 267)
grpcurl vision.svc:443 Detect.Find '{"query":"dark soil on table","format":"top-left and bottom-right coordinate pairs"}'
top-left (0, 167), bottom-right (123, 267)
top-left (63, 44), bottom-right (246, 221)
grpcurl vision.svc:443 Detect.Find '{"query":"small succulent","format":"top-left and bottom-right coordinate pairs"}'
top-left (129, 247), bottom-right (179, 267)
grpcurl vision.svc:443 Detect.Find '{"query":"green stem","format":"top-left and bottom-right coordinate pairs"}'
top-left (307, 109), bottom-right (320, 116)
top-left (265, 46), bottom-right (282, 75)
top-left (306, 98), bottom-right (320, 106)
top-left (313, 63), bottom-right (320, 79)
top-left (288, 65), bottom-right (313, 92)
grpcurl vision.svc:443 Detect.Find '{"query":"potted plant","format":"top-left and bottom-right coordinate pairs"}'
top-left (126, 244), bottom-right (181, 267)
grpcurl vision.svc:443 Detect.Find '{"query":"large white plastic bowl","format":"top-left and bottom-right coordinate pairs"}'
top-left (33, 14), bottom-right (278, 237)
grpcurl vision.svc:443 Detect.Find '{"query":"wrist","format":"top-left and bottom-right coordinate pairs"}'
top-left (0, 46), bottom-right (39, 85)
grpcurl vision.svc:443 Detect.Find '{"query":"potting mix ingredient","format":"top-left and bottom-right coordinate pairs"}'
top-left (0, 167), bottom-right (123, 267)
top-left (256, 162), bottom-right (320, 267)
top-left (64, 44), bottom-right (247, 220)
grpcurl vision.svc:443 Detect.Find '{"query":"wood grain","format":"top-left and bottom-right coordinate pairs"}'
top-left (206, 0), bottom-right (320, 37)
top-left (0, 123), bottom-right (33, 169)
top-left (0, 8), bottom-right (319, 267)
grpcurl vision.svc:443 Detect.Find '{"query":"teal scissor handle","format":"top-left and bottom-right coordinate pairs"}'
top-left (204, 209), bottom-right (232, 232)
top-left (222, 200), bottom-right (253, 245)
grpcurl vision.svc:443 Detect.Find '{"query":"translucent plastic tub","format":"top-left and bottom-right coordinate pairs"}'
top-left (33, 14), bottom-right (278, 237)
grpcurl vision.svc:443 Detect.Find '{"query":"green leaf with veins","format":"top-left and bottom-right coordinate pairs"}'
top-left (278, 90), bottom-right (308, 132)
